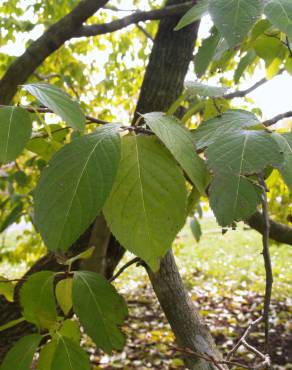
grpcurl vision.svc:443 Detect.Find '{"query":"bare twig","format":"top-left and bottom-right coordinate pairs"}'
top-left (242, 340), bottom-right (266, 360)
top-left (109, 257), bottom-right (141, 282)
top-left (0, 278), bottom-right (25, 283)
top-left (224, 69), bottom-right (284, 99)
top-left (169, 344), bottom-right (252, 370)
top-left (136, 23), bottom-right (154, 42)
top-left (33, 72), bottom-right (61, 81)
top-left (262, 111), bottom-right (292, 127)
top-left (227, 316), bottom-right (263, 360)
top-left (0, 105), bottom-right (114, 126)
top-left (258, 174), bottom-right (273, 355)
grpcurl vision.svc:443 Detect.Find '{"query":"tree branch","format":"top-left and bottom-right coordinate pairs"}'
top-left (0, 0), bottom-right (109, 105)
top-left (224, 69), bottom-right (284, 100)
top-left (247, 211), bottom-right (292, 245)
top-left (109, 257), bottom-right (141, 282)
top-left (262, 111), bottom-right (292, 127)
top-left (73, 2), bottom-right (196, 37)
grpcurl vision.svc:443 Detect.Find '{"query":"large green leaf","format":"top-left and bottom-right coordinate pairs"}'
top-left (192, 109), bottom-right (259, 149)
top-left (1, 334), bottom-right (42, 370)
top-left (264, 0), bottom-right (292, 38)
top-left (34, 125), bottom-right (121, 252)
top-left (174, 0), bottom-right (209, 30)
top-left (209, 171), bottom-right (260, 226)
top-left (0, 106), bottom-right (32, 164)
top-left (194, 27), bottom-right (221, 77)
top-left (51, 336), bottom-right (90, 370)
top-left (103, 135), bottom-right (187, 270)
top-left (185, 81), bottom-right (228, 98)
top-left (209, 0), bottom-right (262, 47)
top-left (22, 83), bottom-right (85, 131)
top-left (144, 112), bottom-right (208, 195)
top-left (20, 271), bottom-right (57, 329)
top-left (207, 130), bottom-right (283, 175)
top-left (72, 271), bottom-right (128, 353)
top-left (272, 133), bottom-right (292, 191)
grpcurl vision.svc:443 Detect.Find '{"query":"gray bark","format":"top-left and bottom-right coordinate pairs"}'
top-left (148, 251), bottom-right (227, 370)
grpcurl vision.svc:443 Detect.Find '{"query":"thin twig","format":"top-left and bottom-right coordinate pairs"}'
top-left (262, 111), bottom-right (292, 127)
top-left (224, 69), bottom-right (284, 100)
top-left (242, 340), bottom-right (266, 360)
top-left (0, 104), bottom-right (113, 125)
top-left (136, 24), bottom-right (154, 42)
top-left (169, 344), bottom-right (253, 370)
top-left (258, 174), bottom-right (273, 355)
top-left (0, 278), bottom-right (25, 283)
top-left (227, 316), bottom-right (263, 360)
top-left (109, 257), bottom-right (141, 282)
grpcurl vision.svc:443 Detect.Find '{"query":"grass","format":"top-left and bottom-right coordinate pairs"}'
top-left (115, 216), bottom-right (292, 299)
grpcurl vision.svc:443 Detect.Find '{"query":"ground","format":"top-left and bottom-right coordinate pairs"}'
top-left (1, 217), bottom-right (291, 369)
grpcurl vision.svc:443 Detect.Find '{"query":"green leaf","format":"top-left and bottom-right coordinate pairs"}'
top-left (264, 0), bottom-right (292, 38)
top-left (55, 278), bottom-right (73, 315)
top-left (174, 0), bottom-right (209, 30)
top-left (234, 50), bottom-right (257, 83)
top-left (185, 81), bottom-right (228, 98)
top-left (190, 217), bottom-right (202, 242)
top-left (1, 334), bottom-right (42, 370)
top-left (144, 112), bottom-right (208, 195)
top-left (187, 186), bottom-right (201, 214)
top-left (0, 106), bottom-right (32, 164)
top-left (34, 125), bottom-right (121, 252)
top-left (251, 19), bottom-right (272, 40)
top-left (207, 130), bottom-right (283, 176)
top-left (20, 271), bottom-right (57, 329)
top-left (26, 138), bottom-right (62, 162)
top-left (194, 27), bottom-right (221, 77)
top-left (103, 135), bottom-right (187, 270)
top-left (192, 109), bottom-right (260, 150)
top-left (285, 57), bottom-right (292, 75)
top-left (51, 336), bottom-right (90, 370)
top-left (0, 276), bottom-right (15, 302)
top-left (209, 171), bottom-right (261, 226)
top-left (59, 320), bottom-right (81, 343)
top-left (22, 83), bottom-right (85, 131)
top-left (253, 35), bottom-right (283, 64)
top-left (37, 340), bottom-right (57, 370)
top-left (0, 203), bottom-right (23, 233)
top-left (72, 271), bottom-right (128, 353)
top-left (272, 133), bottom-right (292, 190)
top-left (65, 246), bottom-right (95, 266)
top-left (209, 0), bottom-right (262, 47)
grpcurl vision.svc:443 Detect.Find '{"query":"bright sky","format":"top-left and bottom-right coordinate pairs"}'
top-left (0, 7), bottom-right (291, 121)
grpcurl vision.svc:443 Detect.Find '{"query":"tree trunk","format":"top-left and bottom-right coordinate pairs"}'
top-left (148, 251), bottom-right (227, 370)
